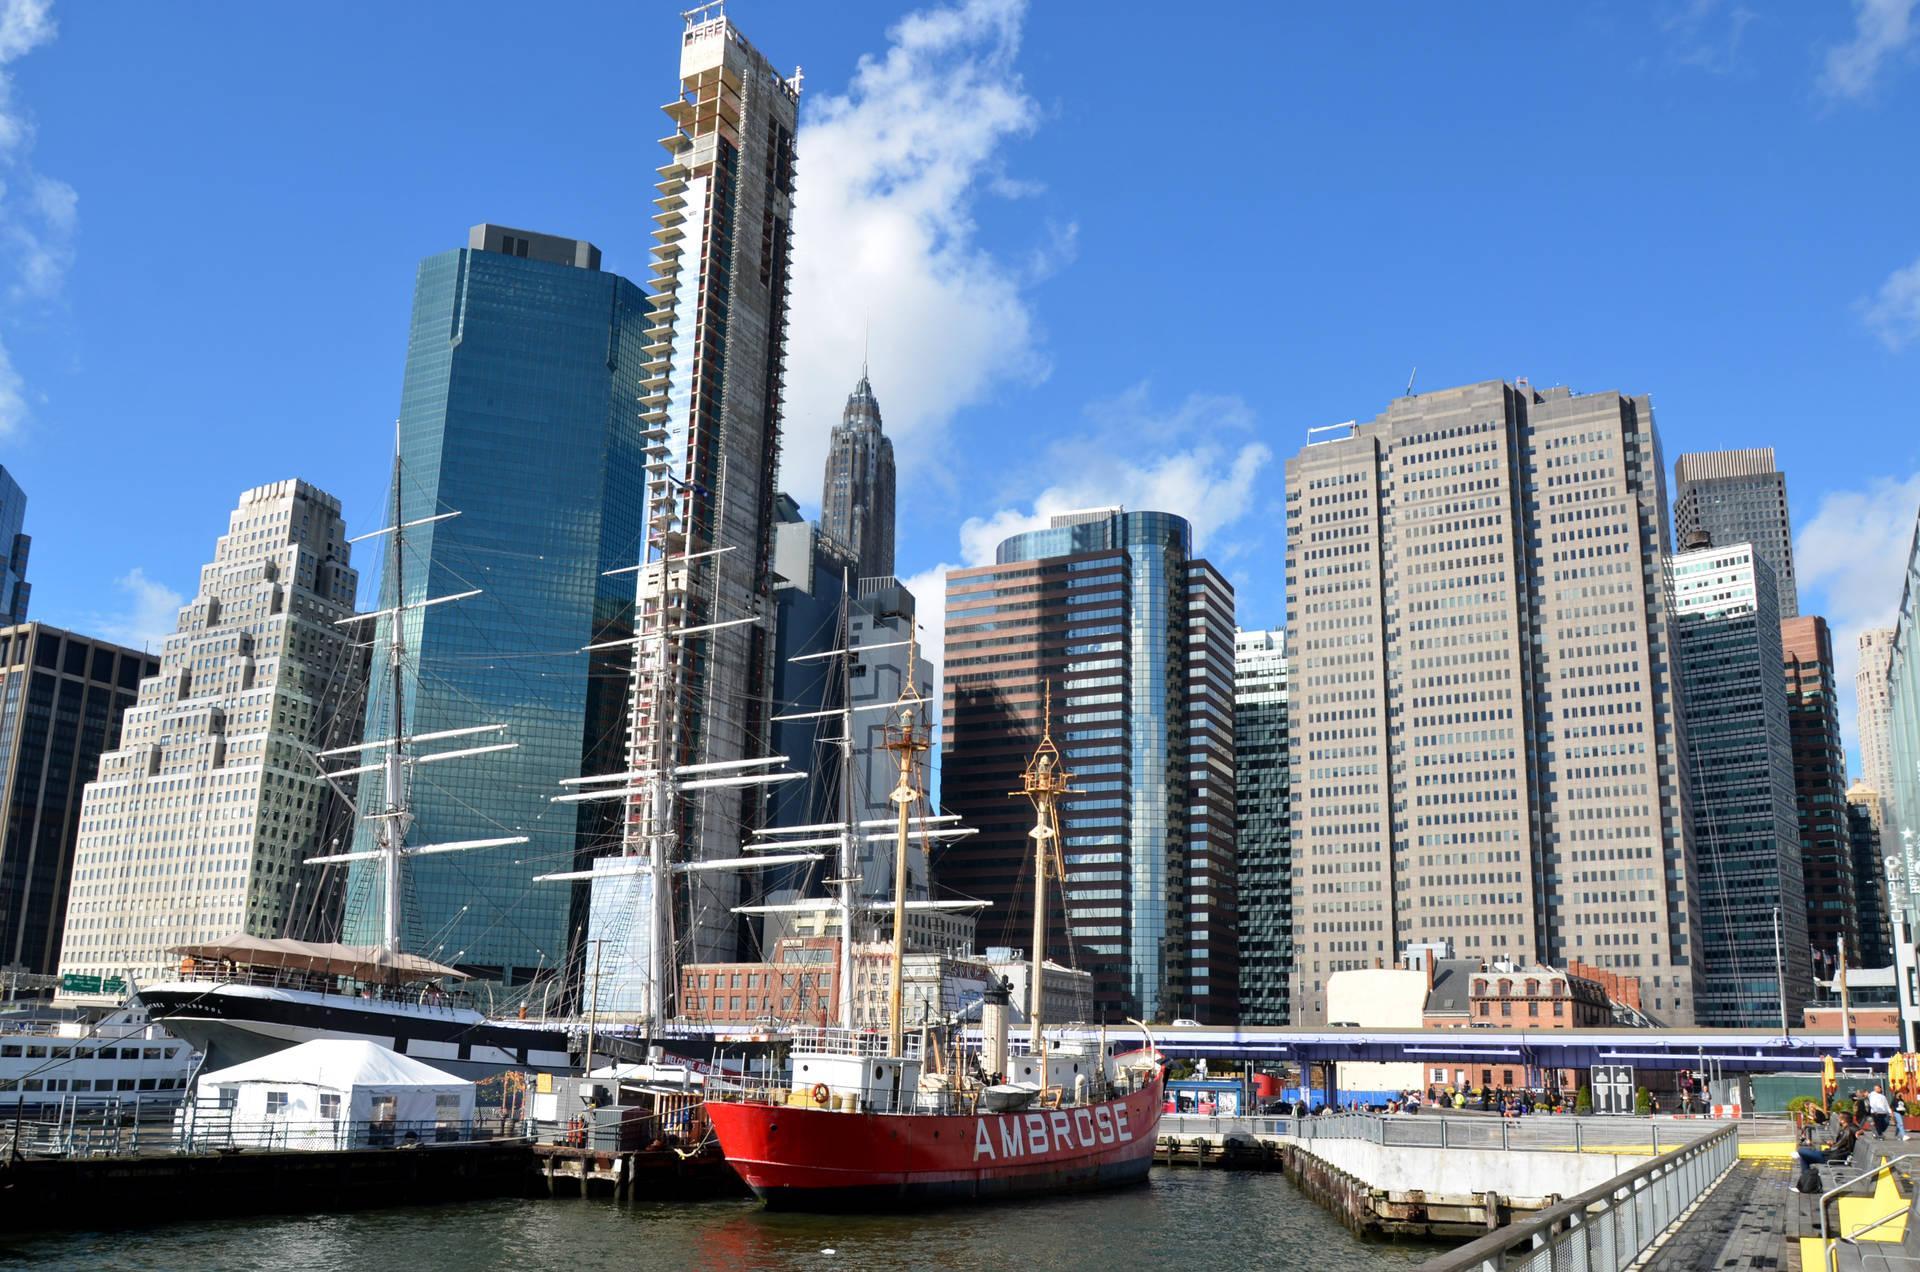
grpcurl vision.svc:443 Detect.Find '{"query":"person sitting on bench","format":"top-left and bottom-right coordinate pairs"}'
top-left (1798, 1113), bottom-right (1859, 1168)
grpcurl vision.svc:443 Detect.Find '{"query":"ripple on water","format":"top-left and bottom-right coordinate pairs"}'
top-left (0, 1168), bottom-right (1449, 1272)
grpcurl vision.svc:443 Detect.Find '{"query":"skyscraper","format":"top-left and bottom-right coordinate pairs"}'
top-left (631, 9), bottom-right (800, 962)
top-left (1849, 784), bottom-right (1894, 968)
top-left (1669, 543), bottom-right (1812, 1025)
top-left (938, 509), bottom-right (1236, 1023)
top-left (57, 480), bottom-right (362, 993)
top-left (765, 497), bottom-right (934, 905)
top-left (0, 624), bottom-right (155, 975)
top-left (342, 224), bottom-right (649, 981)
top-left (1858, 627), bottom-right (1898, 802)
top-left (1673, 448), bottom-right (1798, 619)
top-left (821, 371), bottom-right (896, 580)
top-left (1284, 379), bottom-right (1703, 1026)
top-left (0, 466), bottom-right (30, 624)
top-left (1781, 616), bottom-right (1862, 972)
top-left (1889, 513), bottom-right (1920, 923)
top-left (1234, 627), bottom-right (1291, 1025)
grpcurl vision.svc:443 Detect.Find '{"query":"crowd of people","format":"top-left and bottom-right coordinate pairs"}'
top-left (1796, 1082), bottom-right (1911, 1173)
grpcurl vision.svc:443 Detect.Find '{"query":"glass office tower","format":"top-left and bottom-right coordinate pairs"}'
top-left (0, 466), bottom-right (30, 623)
top-left (940, 508), bottom-right (1237, 1023)
top-left (1671, 542), bottom-right (1813, 1024)
top-left (1234, 628), bottom-right (1291, 1024)
top-left (0, 624), bottom-right (154, 974)
top-left (343, 225), bottom-right (649, 983)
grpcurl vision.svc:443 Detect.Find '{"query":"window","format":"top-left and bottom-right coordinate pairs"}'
top-left (265, 1090), bottom-right (289, 1117)
top-left (319, 1093), bottom-right (340, 1120)
top-left (1553, 1002), bottom-right (1565, 1018)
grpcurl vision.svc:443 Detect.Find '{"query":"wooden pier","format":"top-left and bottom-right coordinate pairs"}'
top-left (530, 1142), bottom-right (747, 1201)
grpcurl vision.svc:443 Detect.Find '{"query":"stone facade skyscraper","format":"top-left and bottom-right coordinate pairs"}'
top-left (821, 372), bottom-right (895, 580)
top-left (1285, 379), bottom-right (1703, 1026)
top-left (630, 11), bottom-right (800, 962)
top-left (939, 509), bottom-right (1237, 1023)
top-left (1859, 627), bottom-right (1898, 802)
top-left (1673, 448), bottom-right (1798, 619)
top-left (57, 480), bottom-right (362, 994)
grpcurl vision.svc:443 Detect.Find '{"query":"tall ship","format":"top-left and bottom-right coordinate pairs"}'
top-left (137, 457), bottom-right (573, 1079)
top-left (704, 689), bottom-right (1166, 1208)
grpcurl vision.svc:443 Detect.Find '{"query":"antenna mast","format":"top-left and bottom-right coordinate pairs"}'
top-left (1016, 683), bottom-right (1073, 1056)
top-left (882, 651), bottom-right (930, 1059)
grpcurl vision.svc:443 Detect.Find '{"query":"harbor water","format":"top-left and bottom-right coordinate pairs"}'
top-left (0, 1167), bottom-right (1443, 1271)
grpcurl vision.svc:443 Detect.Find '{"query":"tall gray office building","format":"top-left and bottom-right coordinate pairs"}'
top-left (1672, 448), bottom-right (1798, 619)
top-left (1234, 628), bottom-right (1291, 1024)
top-left (1286, 378), bottom-right (1704, 1026)
top-left (821, 372), bottom-right (895, 580)
top-left (343, 225), bottom-right (649, 981)
top-left (630, 10), bottom-right (800, 961)
top-left (1669, 542), bottom-right (1813, 1024)
top-left (0, 624), bottom-right (155, 975)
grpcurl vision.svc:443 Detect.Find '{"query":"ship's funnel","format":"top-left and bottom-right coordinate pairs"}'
top-left (982, 976), bottom-right (1012, 1081)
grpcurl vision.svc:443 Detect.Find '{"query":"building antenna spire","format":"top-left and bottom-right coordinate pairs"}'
top-left (862, 312), bottom-right (870, 382)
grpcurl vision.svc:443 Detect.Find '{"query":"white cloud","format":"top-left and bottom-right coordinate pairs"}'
top-left (0, 0), bottom-right (69, 437)
top-left (1661, 0), bottom-right (1759, 75)
top-left (953, 386), bottom-right (1272, 567)
top-left (0, 0), bottom-right (55, 154)
top-left (781, 0), bottom-right (1059, 504)
top-left (89, 569), bottom-right (185, 652)
top-left (1795, 470), bottom-right (1920, 767)
top-left (1821, 0), bottom-right (1918, 100)
top-left (906, 386), bottom-right (1274, 716)
top-left (0, 340), bottom-right (23, 435)
top-left (1863, 253), bottom-right (1920, 351)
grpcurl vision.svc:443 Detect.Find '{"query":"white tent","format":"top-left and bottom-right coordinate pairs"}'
top-left (188, 1039), bottom-right (475, 1151)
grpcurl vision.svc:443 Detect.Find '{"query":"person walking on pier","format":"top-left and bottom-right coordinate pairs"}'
top-left (1867, 1086), bottom-right (1894, 1139)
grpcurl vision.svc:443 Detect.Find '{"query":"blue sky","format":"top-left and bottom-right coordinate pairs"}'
top-left (0, 0), bottom-right (1916, 762)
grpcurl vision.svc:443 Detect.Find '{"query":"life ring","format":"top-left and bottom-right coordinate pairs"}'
top-left (811, 1083), bottom-right (831, 1106)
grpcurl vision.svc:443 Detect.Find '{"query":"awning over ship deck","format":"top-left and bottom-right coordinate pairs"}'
top-left (170, 935), bottom-right (469, 983)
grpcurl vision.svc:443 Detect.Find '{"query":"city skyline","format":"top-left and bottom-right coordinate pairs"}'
top-left (2, 1), bottom-right (1916, 783)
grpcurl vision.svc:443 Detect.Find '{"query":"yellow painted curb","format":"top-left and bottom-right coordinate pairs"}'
top-left (1738, 1142), bottom-right (1799, 1160)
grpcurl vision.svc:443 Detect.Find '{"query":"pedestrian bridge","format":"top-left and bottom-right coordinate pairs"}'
top-left (1046, 1023), bottom-right (1901, 1074)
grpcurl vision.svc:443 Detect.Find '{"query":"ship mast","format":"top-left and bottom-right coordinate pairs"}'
top-left (882, 660), bottom-right (929, 1060)
top-left (1017, 683), bottom-right (1072, 1056)
top-left (377, 452), bottom-right (411, 953)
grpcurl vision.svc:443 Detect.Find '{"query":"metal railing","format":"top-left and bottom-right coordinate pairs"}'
top-left (1410, 1124), bottom-right (1740, 1272)
top-left (1815, 1152), bottom-right (1920, 1272)
top-left (1, 1107), bottom-right (526, 1159)
top-left (168, 966), bottom-right (477, 1011)
top-left (1159, 1111), bottom-right (1717, 1156)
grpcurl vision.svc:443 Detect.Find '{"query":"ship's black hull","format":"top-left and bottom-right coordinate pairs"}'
top-left (138, 981), bottom-right (573, 1079)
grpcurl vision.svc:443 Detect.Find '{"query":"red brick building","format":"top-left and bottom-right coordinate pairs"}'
top-left (678, 938), bottom-right (841, 1026)
top-left (1468, 964), bottom-right (1609, 1028)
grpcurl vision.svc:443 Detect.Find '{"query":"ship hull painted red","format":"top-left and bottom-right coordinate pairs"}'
top-left (705, 1071), bottom-right (1164, 1211)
